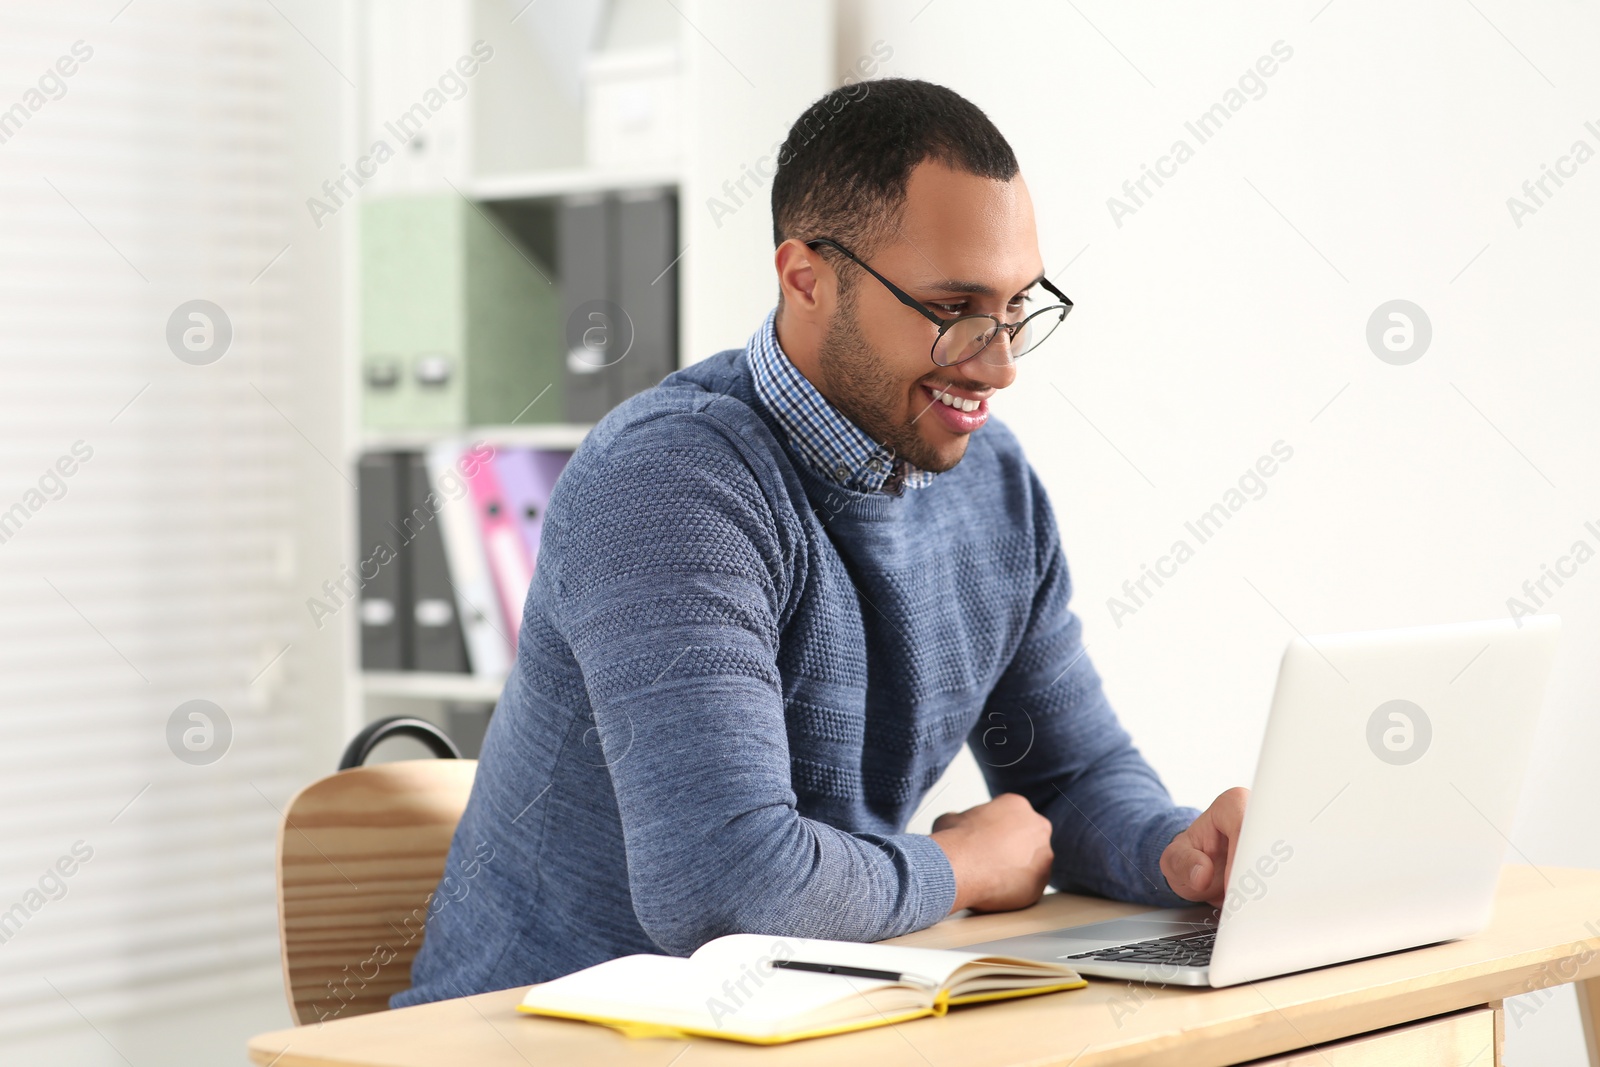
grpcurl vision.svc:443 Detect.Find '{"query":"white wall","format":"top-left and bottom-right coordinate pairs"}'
top-left (680, 0), bottom-right (836, 362)
top-left (838, 1), bottom-right (1599, 1062)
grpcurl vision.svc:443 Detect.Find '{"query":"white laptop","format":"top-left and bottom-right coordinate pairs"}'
top-left (962, 615), bottom-right (1561, 988)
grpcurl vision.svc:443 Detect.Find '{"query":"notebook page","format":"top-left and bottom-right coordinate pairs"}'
top-left (692, 934), bottom-right (987, 988)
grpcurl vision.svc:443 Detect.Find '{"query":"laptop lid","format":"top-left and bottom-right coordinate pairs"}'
top-left (1207, 615), bottom-right (1561, 987)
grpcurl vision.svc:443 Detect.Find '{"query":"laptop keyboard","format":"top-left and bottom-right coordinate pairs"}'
top-left (1064, 929), bottom-right (1216, 968)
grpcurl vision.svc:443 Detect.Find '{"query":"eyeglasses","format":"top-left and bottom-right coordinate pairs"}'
top-left (804, 237), bottom-right (1073, 368)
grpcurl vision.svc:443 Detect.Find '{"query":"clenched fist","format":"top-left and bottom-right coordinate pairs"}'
top-left (930, 793), bottom-right (1054, 914)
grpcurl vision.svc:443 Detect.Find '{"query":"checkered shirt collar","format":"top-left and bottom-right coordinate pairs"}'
top-left (745, 308), bottom-right (935, 495)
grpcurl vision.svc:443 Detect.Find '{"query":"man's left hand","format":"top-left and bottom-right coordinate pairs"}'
top-left (1159, 787), bottom-right (1250, 908)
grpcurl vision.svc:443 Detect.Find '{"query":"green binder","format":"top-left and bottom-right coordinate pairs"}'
top-left (361, 194), bottom-right (564, 430)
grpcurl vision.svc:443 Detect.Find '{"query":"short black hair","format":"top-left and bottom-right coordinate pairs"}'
top-left (770, 78), bottom-right (1019, 259)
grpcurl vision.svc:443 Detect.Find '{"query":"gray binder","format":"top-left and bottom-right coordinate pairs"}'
top-left (615, 188), bottom-right (678, 402)
top-left (357, 453), bottom-right (407, 670)
top-left (403, 453), bottom-right (469, 673)
top-left (558, 194), bottom-right (618, 423)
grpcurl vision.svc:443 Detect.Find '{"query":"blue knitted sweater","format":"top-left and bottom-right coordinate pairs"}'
top-left (391, 345), bottom-right (1198, 1008)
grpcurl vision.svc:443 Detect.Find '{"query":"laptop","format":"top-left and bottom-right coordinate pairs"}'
top-left (961, 615), bottom-right (1561, 988)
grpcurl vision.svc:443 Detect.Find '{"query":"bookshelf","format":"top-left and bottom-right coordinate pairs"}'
top-left (346, 0), bottom-right (834, 741)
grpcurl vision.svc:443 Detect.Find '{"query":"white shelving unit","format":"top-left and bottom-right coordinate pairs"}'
top-left (360, 422), bottom-right (594, 454)
top-left (471, 165), bottom-right (681, 202)
top-left (363, 670), bottom-right (507, 703)
top-left (349, 0), bottom-right (834, 722)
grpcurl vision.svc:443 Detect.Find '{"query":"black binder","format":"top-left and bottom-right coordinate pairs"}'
top-left (356, 453), bottom-right (407, 670)
top-left (558, 194), bottom-right (618, 423)
top-left (402, 452), bottom-right (469, 673)
top-left (616, 188), bottom-right (678, 403)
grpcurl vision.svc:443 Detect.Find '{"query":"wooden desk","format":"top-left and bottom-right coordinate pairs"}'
top-left (249, 865), bottom-right (1600, 1066)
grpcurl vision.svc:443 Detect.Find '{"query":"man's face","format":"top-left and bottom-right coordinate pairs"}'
top-left (814, 160), bottom-right (1044, 474)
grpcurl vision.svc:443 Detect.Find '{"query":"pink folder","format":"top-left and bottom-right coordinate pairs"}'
top-left (494, 449), bottom-right (573, 570)
top-left (467, 452), bottom-right (534, 649)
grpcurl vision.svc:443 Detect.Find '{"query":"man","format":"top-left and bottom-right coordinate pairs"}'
top-left (393, 78), bottom-right (1246, 1008)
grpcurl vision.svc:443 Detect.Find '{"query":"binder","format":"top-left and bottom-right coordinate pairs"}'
top-left (558, 194), bottom-right (619, 423)
top-left (356, 453), bottom-right (407, 670)
top-left (493, 449), bottom-right (572, 572)
top-left (466, 453), bottom-right (533, 649)
top-left (402, 452), bottom-right (470, 674)
top-left (362, 195), bottom-right (565, 430)
top-left (424, 442), bottom-right (511, 678)
top-left (615, 188), bottom-right (678, 401)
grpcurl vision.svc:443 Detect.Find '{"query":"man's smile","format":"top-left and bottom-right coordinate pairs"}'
top-left (918, 381), bottom-right (991, 433)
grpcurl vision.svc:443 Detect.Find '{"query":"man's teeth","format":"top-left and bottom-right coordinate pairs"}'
top-left (930, 388), bottom-right (980, 413)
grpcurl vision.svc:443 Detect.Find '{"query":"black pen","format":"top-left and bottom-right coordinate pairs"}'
top-left (771, 960), bottom-right (936, 988)
top-left (772, 960), bottom-right (902, 981)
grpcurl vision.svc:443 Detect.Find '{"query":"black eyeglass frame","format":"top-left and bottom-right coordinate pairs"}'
top-left (804, 236), bottom-right (1074, 367)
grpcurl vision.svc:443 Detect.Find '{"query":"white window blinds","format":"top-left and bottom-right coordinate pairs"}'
top-left (0, 0), bottom-right (322, 1040)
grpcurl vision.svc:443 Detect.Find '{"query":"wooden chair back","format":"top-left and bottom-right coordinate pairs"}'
top-left (275, 759), bottom-right (476, 1024)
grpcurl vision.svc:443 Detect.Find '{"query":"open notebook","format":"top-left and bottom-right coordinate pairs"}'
top-left (517, 933), bottom-right (1086, 1045)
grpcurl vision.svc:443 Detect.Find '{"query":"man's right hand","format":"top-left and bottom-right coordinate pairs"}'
top-left (930, 793), bottom-right (1054, 914)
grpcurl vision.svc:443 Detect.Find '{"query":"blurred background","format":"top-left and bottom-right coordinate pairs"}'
top-left (0, 0), bottom-right (1595, 1062)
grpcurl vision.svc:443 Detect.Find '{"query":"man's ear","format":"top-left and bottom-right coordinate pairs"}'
top-left (775, 239), bottom-right (826, 319)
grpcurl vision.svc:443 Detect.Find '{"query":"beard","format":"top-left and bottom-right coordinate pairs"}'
top-left (815, 291), bottom-right (967, 475)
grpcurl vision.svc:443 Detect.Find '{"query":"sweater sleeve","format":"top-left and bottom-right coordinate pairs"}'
top-left (970, 464), bottom-right (1200, 908)
top-left (544, 413), bottom-right (956, 955)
